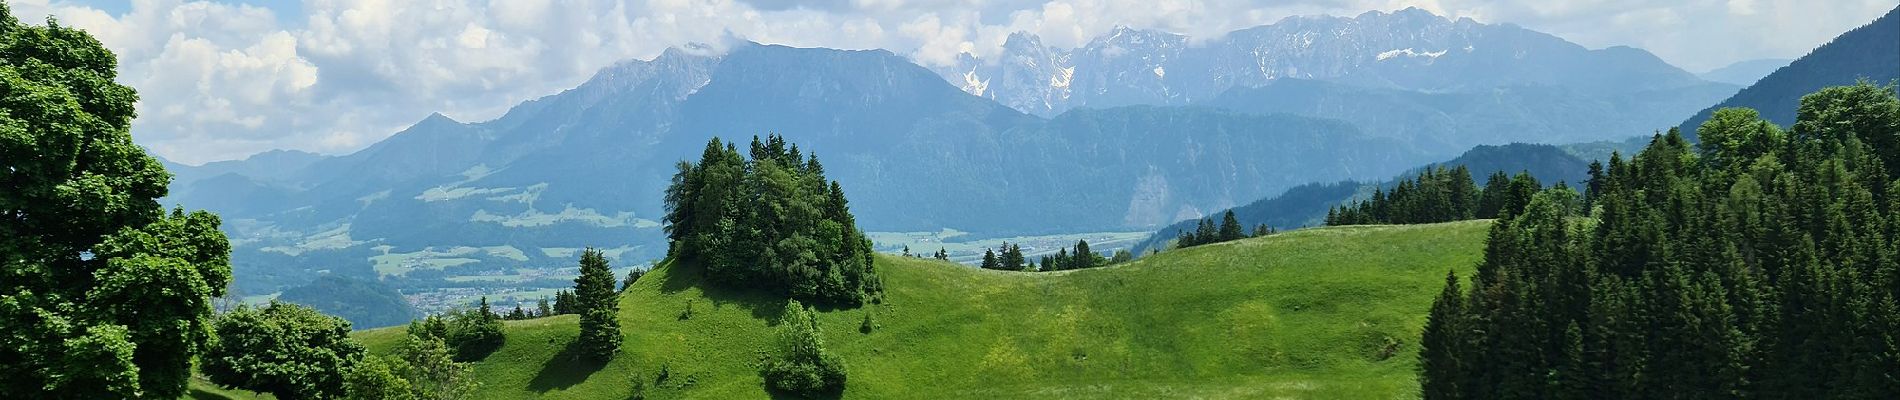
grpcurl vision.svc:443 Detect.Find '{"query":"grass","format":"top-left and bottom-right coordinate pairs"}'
top-left (352, 220), bottom-right (1491, 399)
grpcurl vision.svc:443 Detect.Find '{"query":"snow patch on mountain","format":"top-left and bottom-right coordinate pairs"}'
top-left (1377, 48), bottom-right (1448, 61)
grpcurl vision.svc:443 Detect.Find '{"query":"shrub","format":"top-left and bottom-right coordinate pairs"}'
top-left (760, 300), bottom-right (846, 397)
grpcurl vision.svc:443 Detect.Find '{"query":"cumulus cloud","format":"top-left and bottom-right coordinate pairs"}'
top-left (7, 0), bottom-right (1894, 164)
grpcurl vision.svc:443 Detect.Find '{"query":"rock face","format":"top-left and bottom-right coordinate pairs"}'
top-left (943, 7), bottom-right (1711, 117)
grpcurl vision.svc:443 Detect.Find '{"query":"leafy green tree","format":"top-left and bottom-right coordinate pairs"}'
top-left (201, 302), bottom-right (366, 400)
top-left (0, 7), bottom-right (234, 397)
top-left (575, 248), bottom-right (622, 361)
top-left (344, 355), bottom-right (415, 400)
top-left (393, 333), bottom-right (478, 400)
top-left (537, 297), bottom-right (552, 317)
top-left (444, 299), bottom-right (503, 361)
top-left (760, 300), bottom-right (847, 397)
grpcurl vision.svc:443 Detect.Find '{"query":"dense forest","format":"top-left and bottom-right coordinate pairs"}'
top-left (1325, 166), bottom-right (1552, 226)
top-left (1421, 83), bottom-right (1900, 399)
top-left (662, 135), bottom-right (882, 306)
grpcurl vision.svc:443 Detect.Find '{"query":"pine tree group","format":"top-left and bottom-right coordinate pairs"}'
top-left (662, 135), bottom-right (881, 306)
top-left (1177, 210), bottom-right (1274, 248)
top-left (1420, 83), bottom-right (1900, 399)
top-left (1326, 165), bottom-right (1534, 226)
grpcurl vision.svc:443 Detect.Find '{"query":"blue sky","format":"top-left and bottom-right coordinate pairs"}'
top-left (12, 0), bottom-right (1898, 164)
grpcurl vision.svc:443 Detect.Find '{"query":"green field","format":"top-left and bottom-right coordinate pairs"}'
top-left (336, 220), bottom-right (1492, 399)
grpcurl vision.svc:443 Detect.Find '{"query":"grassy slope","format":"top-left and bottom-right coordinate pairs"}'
top-left (354, 220), bottom-right (1490, 399)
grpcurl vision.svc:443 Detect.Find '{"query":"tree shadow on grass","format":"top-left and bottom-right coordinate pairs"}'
top-left (528, 339), bottom-right (609, 393)
top-left (184, 388), bottom-right (239, 400)
top-left (763, 384), bottom-right (844, 400)
top-left (655, 259), bottom-right (801, 322)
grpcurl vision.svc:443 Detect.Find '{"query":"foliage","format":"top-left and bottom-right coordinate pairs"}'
top-left (344, 355), bottom-right (415, 400)
top-left (1422, 83), bottom-right (1900, 399)
top-left (760, 300), bottom-right (847, 398)
top-left (392, 333), bottom-right (478, 400)
top-left (575, 248), bottom-right (623, 361)
top-left (981, 243), bottom-right (1029, 271)
top-left (1178, 210), bottom-right (1267, 248)
top-left (662, 134), bottom-right (880, 306)
top-left (1326, 165), bottom-right (1525, 226)
top-left (443, 299), bottom-right (504, 361)
top-left (0, 6), bottom-right (234, 397)
top-left (201, 301), bottom-right (366, 400)
top-left (553, 290), bottom-right (577, 315)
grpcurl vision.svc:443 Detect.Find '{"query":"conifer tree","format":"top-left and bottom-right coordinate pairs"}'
top-left (1219, 210), bottom-right (1245, 242)
top-left (575, 249), bottom-right (622, 361)
top-left (1072, 240), bottom-right (1095, 270)
top-left (980, 249), bottom-right (999, 270)
top-left (1419, 271), bottom-right (1464, 400)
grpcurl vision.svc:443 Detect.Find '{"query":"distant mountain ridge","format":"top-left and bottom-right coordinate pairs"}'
top-left (169, 42), bottom-right (1436, 304)
top-left (1698, 58), bottom-right (1793, 86)
top-left (943, 7), bottom-right (1719, 117)
top-left (153, 8), bottom-right (1762, 325)
top-left (1681, 5), bottom-right (1900, 137)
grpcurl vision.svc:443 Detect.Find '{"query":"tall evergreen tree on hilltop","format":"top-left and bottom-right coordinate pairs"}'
top-left (1219, 210), bottom-right (1245, 242)
top-left (575, 248), bottom-right (621, 361)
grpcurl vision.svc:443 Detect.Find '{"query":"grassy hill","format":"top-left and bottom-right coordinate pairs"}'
top-left (338, 220), bottom-right (1490, 399)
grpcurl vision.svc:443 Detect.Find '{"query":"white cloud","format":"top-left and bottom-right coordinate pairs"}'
top-left (7, 0), bottom-right (1895, 164)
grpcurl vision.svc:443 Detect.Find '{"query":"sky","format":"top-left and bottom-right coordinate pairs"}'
top-left (7, 0), bottom-right (1896, 165)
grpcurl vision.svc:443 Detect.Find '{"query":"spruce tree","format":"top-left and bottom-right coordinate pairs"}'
top-left (1419, 271), bottom-right (1465, 400)
top-left (980, 249), bottom-right (999, 270)
top-left (1219, 210), bottom-right (1245, 242)
top-left (1072, 240), bottom-right (1095, 270)
top-left (575, 248), bottom-right (622, 361)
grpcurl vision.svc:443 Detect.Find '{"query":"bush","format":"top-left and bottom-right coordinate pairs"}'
top-left (201, 302), bottom-right (365, 400)
top-left (443, 300), bottom-right (505, 361)
top-left (760, 300), bottom-right (846, 397)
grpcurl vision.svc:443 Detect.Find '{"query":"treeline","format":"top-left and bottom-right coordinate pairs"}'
top-left (968, 240), bottom-right (1133, 271)
top-left (1327, 165), bottom-right (1552, 226)
top-left (1420, 83), bottom-right (1900, 399)
top-left (664, 135), bottom-right (881, 306)
top-left (1175, 210), bottom-right (1274, 249)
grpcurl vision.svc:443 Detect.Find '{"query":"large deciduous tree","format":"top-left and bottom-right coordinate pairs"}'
top-left (0, 6), bottom-right (233, 398)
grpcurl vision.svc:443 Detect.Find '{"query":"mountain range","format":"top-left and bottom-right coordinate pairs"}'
top-left (158, 8), bottom-right (1745, 325)
top-left (942, 7), bottom-right (1725, 117)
